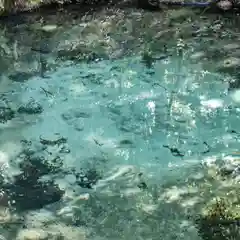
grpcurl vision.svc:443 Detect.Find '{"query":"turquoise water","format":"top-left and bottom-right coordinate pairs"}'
top-left (2, 54), bottom-right (237, 166)
top-left (1, 49), bottom-right (240, 239)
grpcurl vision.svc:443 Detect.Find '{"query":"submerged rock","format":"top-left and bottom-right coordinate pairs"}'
top-left (18, 100), bottom-right (43, 114)
top-left (217, 0), bottom-right (233, 10)
top-left (1, 139), bottom-right (66, 211)
top-left (16, 223), bottom-right (86, 240)
top-left (7, 179), bottom-right (64, 211)
top-left (16, 228), bottom-right (48, 240)
top-left (39, 135), bottom-right (67, 146)
top-left (8, 72), bottom-right (37, 82)
top-left (61, 109), bottom-right (91, 121)
top-left (24, 209), bottom-right (56, 228)
top-left (0, 106), bottom-right (15, 123)
top-left (47, 223), bottom-right (86, 240)
top-left (196, 198), bottom-right (240, 240)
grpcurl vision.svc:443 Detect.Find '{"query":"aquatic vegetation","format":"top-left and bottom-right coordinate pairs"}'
top-left (196, 198), bottom-right (240, 240)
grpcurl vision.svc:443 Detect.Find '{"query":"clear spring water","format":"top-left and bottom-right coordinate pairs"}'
top-left (1, 49), bottom-right (240, 239)
top-left (2, 54), bottom-right (238, 167)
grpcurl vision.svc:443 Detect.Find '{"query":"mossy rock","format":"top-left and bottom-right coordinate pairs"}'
top-left (196, 198), bottom-right (240, 240)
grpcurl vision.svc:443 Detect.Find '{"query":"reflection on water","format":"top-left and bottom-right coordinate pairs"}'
top-left (0, 19), bottom-right (240, 240)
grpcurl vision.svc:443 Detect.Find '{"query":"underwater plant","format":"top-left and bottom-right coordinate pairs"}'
top-left (196, 198), bottom-right (240, 240)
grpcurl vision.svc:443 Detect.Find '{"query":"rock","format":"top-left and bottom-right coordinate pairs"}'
top-left (25, 209), bottom-right (56, 228)
top-left (0, 206), bottom-right (18, 224)
top-left (16, 228), bottom-right (48, 240)
top-left (118, 139), bottom-right (134, 147)
top-left (16, 224), bottom-right (86, 240)
top-left (18, 100), bottom-right (43, 114)
top-left (57, 47), bottom-right (107, 62)
top-left (196, 198), bottom-right (240, 240)
top-left (0, 106), bottom-right (15, 123)
top-left (219, 158), bottom-right (240, 177)
top-left (8, 72), bottom-right (36, 82)
top-left (217, 0), bottom-right (233, 10)
top-left (39, 135), bottom-right (67, 146)
top-left (219, 164), bottom-right (236, 176)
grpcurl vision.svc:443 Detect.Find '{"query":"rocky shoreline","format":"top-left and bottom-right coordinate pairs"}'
top-left (1, 0), bottom-right (240, 17)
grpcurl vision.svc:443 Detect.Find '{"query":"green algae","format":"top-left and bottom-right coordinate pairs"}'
top-left (196, 198), bottom-right (240, 240)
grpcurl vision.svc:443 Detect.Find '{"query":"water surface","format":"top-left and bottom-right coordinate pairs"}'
top-left (1, 6), bottom-right (240, 240)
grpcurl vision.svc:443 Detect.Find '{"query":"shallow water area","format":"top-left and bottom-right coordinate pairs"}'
top-left (1, 6), bottom-right (240, 240)
top-left (0, 51), bottom-right (239, 239)
top-left (11, 54), bottom-right (240, 169)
